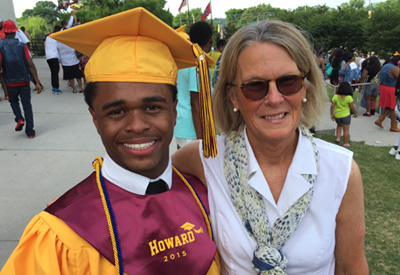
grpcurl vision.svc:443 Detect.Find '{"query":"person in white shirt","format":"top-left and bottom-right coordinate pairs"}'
top-left (15, 29), bottom-right (30, 45)
top-left (57, 28), bottom-right (83, 93)
top-left (173, 19), bottom-right (369, 275)
top-left (61, 11), bottom-right (76, 30)
top-left (44, 25), bottom-right (62, 94)
top-left (358, 52), bottom-right (366, 70)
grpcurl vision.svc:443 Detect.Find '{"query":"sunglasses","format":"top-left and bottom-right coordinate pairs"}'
top-left (230, 73), bottom-right (306, 101)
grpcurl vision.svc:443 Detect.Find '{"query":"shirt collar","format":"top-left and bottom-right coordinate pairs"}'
top-left (245, 126), bottom-right (317, 211)
top-left (245, 126), bottom-right (316, 176)
top-left (101, 153), bottom-right (172, 195)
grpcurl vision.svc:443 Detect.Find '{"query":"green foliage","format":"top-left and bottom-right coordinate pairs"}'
top-left (240, 4), bottom-right (272, 26)
top-left (172, 8), bottom-right (202, 27)
top-left (365, 1), bottom-right (400, 57)
top-left (223, 21), bottom-right (238, 40)
top-left (22, 1), bottom-right (59, 24)
top-left (75, 0), bottom-right (172, 25)
top-left (339, 0), bottom-right (365, 10)
top-left (17, 0), bottom-right (400, 58)
top-left (16, 16), bottom-right (48, 40)
top-left (16, 0), bottom-right (175, 56)
top-left (170, 0), bottom-right (400, 57)
top-left (225, 8), bottom-right (245, 26)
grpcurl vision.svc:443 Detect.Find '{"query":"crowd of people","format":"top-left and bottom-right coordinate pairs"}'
top-left (3, 5), bottom-right (400, 274)
top-left (0, 11), bottom-right (89, 138)
top-left (324, 47), bottom-right (400, 155)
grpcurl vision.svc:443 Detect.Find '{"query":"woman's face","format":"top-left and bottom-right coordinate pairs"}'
top-left (230, 42), bottom-right (306, 146)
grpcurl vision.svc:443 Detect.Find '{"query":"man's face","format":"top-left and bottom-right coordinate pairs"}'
top-left (89, 82), bottom-right (177, 179)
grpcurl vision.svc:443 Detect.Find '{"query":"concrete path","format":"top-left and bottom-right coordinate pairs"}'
top-left (0, 57), bottom-right (398, 268)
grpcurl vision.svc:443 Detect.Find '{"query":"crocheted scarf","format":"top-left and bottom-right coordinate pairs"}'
top-left (224, 125), bottom-right (319, 274)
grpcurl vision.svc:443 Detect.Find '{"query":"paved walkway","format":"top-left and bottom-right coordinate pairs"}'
top-left (0, 57), bottom-right (398, 268)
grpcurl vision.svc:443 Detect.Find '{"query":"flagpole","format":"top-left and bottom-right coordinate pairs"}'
top-left (187, 0), bottom-right (191, 25)
top-left (210, 0), bottom-right (213, 26)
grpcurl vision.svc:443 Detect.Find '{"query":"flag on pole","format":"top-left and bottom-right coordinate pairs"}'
top-left (178, 0), bottom-right (187, 12)
top-left (201, 2), bottom-right (211, 21)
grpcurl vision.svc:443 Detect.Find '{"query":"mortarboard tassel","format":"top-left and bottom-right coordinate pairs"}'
top-left (192, 43), bottom-right (218, 158)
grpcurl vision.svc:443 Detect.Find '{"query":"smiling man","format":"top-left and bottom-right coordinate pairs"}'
top-left (1, 8), bottom-right (219, 275)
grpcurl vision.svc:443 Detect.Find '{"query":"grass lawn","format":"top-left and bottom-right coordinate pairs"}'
top-left (316, 134), bottom-right (400, 274)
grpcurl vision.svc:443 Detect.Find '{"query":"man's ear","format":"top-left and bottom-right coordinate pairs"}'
top-left (89, 107), bottom-right (100, 135)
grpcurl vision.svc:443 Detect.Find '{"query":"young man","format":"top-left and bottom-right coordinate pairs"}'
top-left (0, 20), bottom-right (8, 101)
top-left (1, 8), bottom-right (219, 275)
top-left (174, 21), bottom-right (213, 149)
top-left (0, 20), bottom-right (41, 138)
top-left (44, 25), bottom-right (62, 94)
top-left (209, 39), bottom-right (226, 81)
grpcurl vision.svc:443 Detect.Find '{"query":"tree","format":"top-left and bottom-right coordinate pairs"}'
top-left (339, 0), bottom-right (365, 10)
top-left (365, 1), bottom-right (400, 58)
top-left (223, 21), bottom-right (238, 40)
top-left (22, 1), bottom-right (59, 24)
top-left (72, 0), bottom-right (173, 25)
top-left (16, 16), bottom-right (49, 55)
top-left (225, 8), bottom-right (244, 26)
top-left (239, 4), bottom-right (286, 26)
top-left (173, 8), bottom-right (202, 27)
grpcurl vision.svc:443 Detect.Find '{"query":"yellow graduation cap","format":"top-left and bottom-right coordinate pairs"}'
top-left (50, 7), bottom-right (217, 158)
top-left (51, 7), bottom-right (213, 85)
top-left (176, 24), bottom-right (189, 40)
top-left (176, 24), bottom-right (186, 32)
top-left (394, 51), bottom-right (400, 56)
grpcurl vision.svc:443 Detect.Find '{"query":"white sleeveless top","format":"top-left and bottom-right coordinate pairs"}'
top-left (200, 128), bottom-right (352, 274)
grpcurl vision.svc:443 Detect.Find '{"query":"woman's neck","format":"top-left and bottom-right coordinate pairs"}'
top-left (247, 129), bottom-right (299, 167)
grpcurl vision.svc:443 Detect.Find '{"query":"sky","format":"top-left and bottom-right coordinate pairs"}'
top-left (12, 0), bottom-right (375, 19)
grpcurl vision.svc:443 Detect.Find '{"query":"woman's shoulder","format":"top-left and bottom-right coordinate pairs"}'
top-left (201, 134), bottom-right (228, 160)
top-left (314, 137), bottom-right (353, 159)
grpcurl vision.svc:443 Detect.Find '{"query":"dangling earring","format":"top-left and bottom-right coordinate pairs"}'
top-left (233, 107), bottom-right (238, 112)
top-left (302, 98), bottom-right (307, 103)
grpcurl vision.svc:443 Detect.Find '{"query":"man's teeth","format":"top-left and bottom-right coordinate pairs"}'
top-left (124, 141), bottom-right (155, 150)
top-left (264, 113), bottom-right (285, 120)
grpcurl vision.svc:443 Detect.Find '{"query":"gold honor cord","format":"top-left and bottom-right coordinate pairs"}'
top-left (172, 166), bottom-right (213, 239)
top-left (93, 157), bottom-right (123, 275)
top-left (192, 43), bottom-right (218, 158)
top-left (92, 158), bottom-right (214, 275)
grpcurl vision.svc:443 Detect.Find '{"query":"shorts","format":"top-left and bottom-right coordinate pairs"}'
top-left (335, 115), bottom-right (351, 125)
top-left (62, 64), bottom-right (83, 80)
top-left (364, 84), bottom-right (379, 96)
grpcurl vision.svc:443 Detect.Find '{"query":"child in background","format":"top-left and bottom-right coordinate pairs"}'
top-left (389, 75), bottom-right (400, 159)
top-left (388, 135), bottom-right (400, 160)
top-left (331, 81), bottom-right (358, 147)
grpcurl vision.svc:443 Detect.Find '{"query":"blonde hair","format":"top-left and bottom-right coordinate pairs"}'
top-left (213, 19), bottom-right (328, 133)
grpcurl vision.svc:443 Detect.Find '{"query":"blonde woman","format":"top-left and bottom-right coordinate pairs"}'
top-left (173, 19), bottom-right (368, 274)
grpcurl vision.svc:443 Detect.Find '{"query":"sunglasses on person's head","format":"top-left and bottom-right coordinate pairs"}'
top-left (230, 73), bottom-right (306, 101)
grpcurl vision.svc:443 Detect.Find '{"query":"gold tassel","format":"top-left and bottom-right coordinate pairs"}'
top-left (192, 43), bottom-right (218, 158)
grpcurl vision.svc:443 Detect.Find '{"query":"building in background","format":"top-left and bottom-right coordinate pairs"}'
top-left (0, 0), bottom-right (16, 23)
